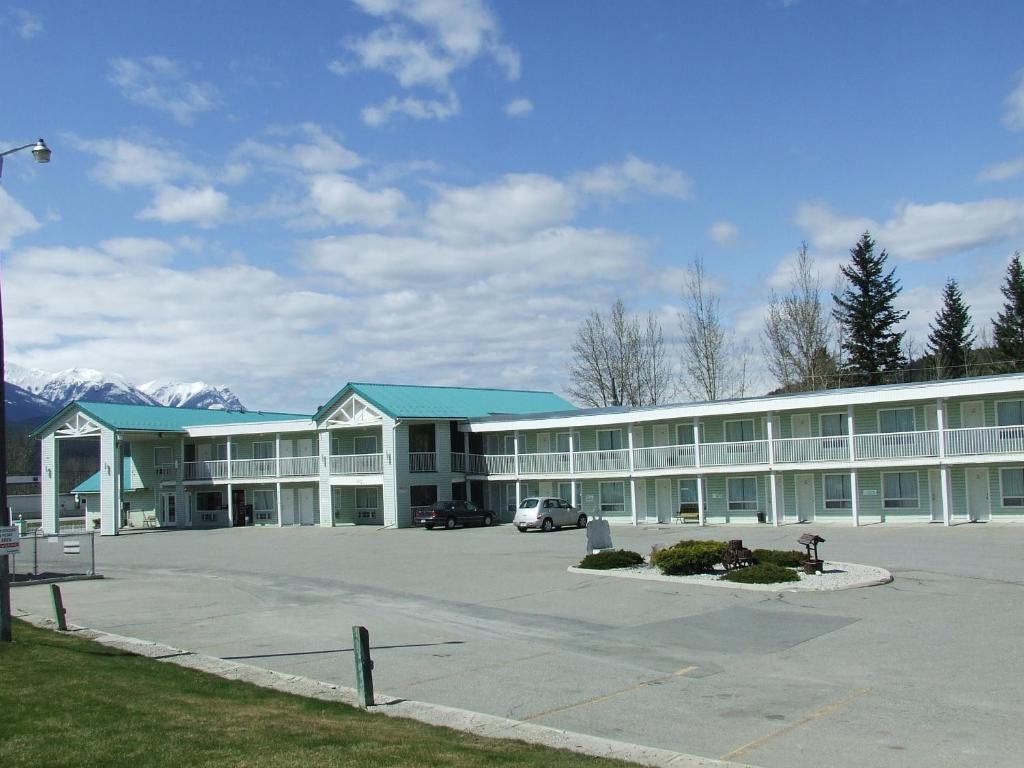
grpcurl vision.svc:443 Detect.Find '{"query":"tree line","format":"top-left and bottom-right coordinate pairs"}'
top-left (568, 231), bottom-right (1024, 406)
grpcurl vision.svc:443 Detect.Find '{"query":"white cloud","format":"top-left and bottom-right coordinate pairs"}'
top-left (333, 0), bottom-right (518, 125)
top-left (1004, 70), bottom-right (1024, 132)
top-left (109, 56), bottom-right (219, 125)
top-left (426, 173), bottom-right (576, 241)
top-left (0, 188), bottom-right (40, 248)
top-left (139, 185), bottom-right (230, 226)
top-left (233, 124), bottom-right (363, 175)
top-left (307, 174), bottom-right (407, 227)
top-left (709, 220), bottom-right (739, 247)
top-left (504, 97), bottom-right (533, 117)
top-left (71, 136), bottom-right (200, 189)
top-left (978, 156), bottom-right (1024, 182)
top-left (10, 8), bottom-right (42, 39)
top-left (797, 198), bottom-right (1024, 261)
top-left (573, 155), bottom-right (692, 200)
top-left (361, 93), bottom-right (459, 126)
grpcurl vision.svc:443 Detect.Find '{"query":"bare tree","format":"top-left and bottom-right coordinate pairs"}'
top-left (568, 299), bottom-right (670, 407)
top-left (678, 258), bottom-right (748, 401)
top-left (762, 243), bottom-right (837, 391)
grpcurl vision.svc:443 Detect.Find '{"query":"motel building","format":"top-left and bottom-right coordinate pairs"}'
top-left (31, 376), bottom-right (1024, 536)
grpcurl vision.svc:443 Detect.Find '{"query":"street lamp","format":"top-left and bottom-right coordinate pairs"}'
top-left (0, 138), bottom-right (52, 643)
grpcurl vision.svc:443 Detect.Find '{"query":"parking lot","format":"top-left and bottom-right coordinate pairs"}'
top-left (13, 521), bottom-right (1024, 768)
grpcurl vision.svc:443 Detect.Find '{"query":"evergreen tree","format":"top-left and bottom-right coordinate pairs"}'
top-left (993, 252), bottom-right (1024, 370)
top-left (831, 231), bottom-right (908, 385)
top-left (927, 278), bottom-right (974, 379)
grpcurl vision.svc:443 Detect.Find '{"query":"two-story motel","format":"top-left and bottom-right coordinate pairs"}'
top-left (32, 374), bottom-right (1024, 535)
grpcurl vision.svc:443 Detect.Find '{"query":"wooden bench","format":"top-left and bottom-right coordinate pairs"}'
top-left (675, 504), bottom-right (699, 524)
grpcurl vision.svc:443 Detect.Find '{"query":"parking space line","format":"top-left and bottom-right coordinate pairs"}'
top-left (719, 687), bottom-right (872, 761)
top-left (520, 665), bottom-right (698, 723)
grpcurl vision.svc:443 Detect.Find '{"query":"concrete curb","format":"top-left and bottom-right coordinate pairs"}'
top-left (14, 610), bottom-right (757, 768)
top-left (568, 561), bottom-right (893, 592)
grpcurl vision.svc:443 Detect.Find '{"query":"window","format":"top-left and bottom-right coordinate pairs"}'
top-left (556, 432), bottom-right (573, 453)
top-left (122, 441), bottom-right (132, 458)
top-left (725, 420), bottom-right (754, 442)
top-left (410, 485), bottom-right (437, 508)
top-left (879, 408), bottom-right (915, 433)
top-left (883, 472), bottom-right (919, 508)
top-left (409, 424), bottom-right (435, 453)
top-left (504, 435), bottom-right (516, 454)
top-left (253, 490), bottom-right (275, 513)
top-left (331, 436), bottom-right (341, 455)
top-left (1001, 469), bottom-right (1024, 506)
top-left (597, 429), bottom-right (622, 450)
top-left (820, 413), bottom-right (847, 437)
top-left (727, 477), bottom-right (758, 511)
top-left (676, 424), bottom-right (695, 445)
top-left (354, 435), bottom-right (378, 454)
top-left (600, 482), bottom-right (625, 513)
top-left (557, 481), bottom-right (576, 504)
top-left (678, 479), bottom-right (699, 512)
top-left (197, 491), bottom-right (223, 511)
top-left (253, 441), bottom-right (274, 459)
top-left (215, 443), bottom-right (228, 461)
top-left (997, 401), bottom-right (1024, 426)
top-left (823, 474), bottom-right (852, 509)
top-left (355, 487), bottom-right (379, 510)
top-left (153, 446), bottom-right (173, 466)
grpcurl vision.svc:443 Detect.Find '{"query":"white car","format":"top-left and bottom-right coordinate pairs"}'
top-left (514, 496), bottom-right (587, 532)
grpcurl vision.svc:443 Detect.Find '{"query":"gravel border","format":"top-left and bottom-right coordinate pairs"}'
top-left (568, 561), bottom-right (892, 592)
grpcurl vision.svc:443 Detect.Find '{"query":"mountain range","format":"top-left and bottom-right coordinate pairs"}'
top-left (4, 364), bottom-right (244, 425)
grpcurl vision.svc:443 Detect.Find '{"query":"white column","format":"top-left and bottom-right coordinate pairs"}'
top-left (275, 433), bottom-right (281, 478)
top-left (846, 405), bottom-right (856, 461)
top-left (770, 472), bottom-right (780, 527)
top-left (40, 434), bottom-right (59, 534)
top-left (627, 424), bottom-right (637, 526)
top-left (317, 430), bottom-right (332, 527)
top-left (766, 412), bottom-right (776, 465)
top-left (276, 481), bottom-right (283, 527)
top-left (515, 480), bottom-right (522, 508)
top-left (936, 399), bottom-right (947, 459)
top-left (940, 466), bottom-right (952, 527)
top-left (570, 432), bottom-right (578, 507)
top-left (693, 418), bottom-right (702, 469)
top-left (226, 438), bottom-right (232, 479)
top-left (850, 470), bottom-right (859, 527)
top-left (99, 429), bottom-right (120, 536)
top-left (514, 431), bottom-right (521, 478)
top-left (227, 482), bottom-right (234, 527)
top-left (696, 475), bottom-right (706, 526)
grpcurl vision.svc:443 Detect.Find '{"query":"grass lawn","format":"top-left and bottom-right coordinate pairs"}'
top-left (0, 620), bottom-right (637, 768)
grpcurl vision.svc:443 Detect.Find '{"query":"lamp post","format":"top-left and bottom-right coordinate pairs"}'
top-left (0, 138), bottom-right (51, 643)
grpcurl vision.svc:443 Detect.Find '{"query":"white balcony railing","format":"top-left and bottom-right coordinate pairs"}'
top-left (330, 453), bottom-right (383, 474)
top-left (945, 424), bottom-right (1024, 456)
top-left (464, 453), bottom-right (514, 475)
top-left (409, 452), bottom-right (437, 473)
top-left (451, 452), bottom-right (465, 473)
top-left (278, 456), bottom-right (319, 477)
top-left (700, 440), bottom-right (769, 467)
top-left (518, 452), bottom-right (572, 475)
top-left (854, 431), bottom-right (939, 460)
top-left (632, 445), bottom-right (696, 471)
top-left (230, 458), bottom-right (277, 479)
top-left (574, 449), bottom-right (630, 473)
top-left (773, 435), bottom-right (850, 464)
top-left (183, 460), bottom-right (228, 480)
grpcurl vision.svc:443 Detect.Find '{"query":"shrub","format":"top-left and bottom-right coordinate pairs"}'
top-left (578, 549), bottom-right (645, 570)
top-left (721, 563), bottom-right (800, 584)
top-left (651, 540), bottom-right (726, 575)
top-left (751, 549), bottom-right (806, 568)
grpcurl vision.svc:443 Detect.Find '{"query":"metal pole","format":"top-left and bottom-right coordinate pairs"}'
top-left (351, 625), bottom-right (375, 708)
top-left (50, 584), bottom-right (67, 630)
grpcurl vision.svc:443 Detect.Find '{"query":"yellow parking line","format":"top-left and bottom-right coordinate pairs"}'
top-left (720, 687), bottom-right (872, 761)
top-left (521, 665), bottom-right (698, 722)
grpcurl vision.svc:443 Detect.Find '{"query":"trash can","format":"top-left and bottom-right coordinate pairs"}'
top-left (756, 512), bottom-right (766, 524)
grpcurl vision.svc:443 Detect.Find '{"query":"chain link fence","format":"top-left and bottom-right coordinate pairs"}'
top-left (9, 531), bottom-right (97, 584)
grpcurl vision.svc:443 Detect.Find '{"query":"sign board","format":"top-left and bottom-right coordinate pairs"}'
top-left (0, 526), bottom-right (20, 556)
top-left (63, 540), bottom-right (82, 556)
top-left (862, 489), bottom-right (879, 496)
top-left (586, 519), bottom-right (613, 553)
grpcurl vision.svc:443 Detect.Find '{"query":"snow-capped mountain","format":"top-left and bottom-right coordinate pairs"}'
top-left (5, 363), bottom-right (245, 415)
top-left (4, 381), bottom-right (57, 424)
top-left (138, 380), bottom-right (243, 410)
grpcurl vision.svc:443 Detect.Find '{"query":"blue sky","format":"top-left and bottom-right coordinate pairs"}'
top-left (1, 0), bottom-right (1023, 412)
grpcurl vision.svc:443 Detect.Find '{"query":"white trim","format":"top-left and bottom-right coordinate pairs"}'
top-left (322, 394), bottom-right (384, 428)
top-left (54, 412), bottom-right (103, 437)
top-left (187, 419), bottom-right (315, 437)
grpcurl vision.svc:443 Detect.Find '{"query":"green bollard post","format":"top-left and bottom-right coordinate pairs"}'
top-left (50, 584), bottom-right (67, 631)
top-left (352, 625), bottom-right (374, 708)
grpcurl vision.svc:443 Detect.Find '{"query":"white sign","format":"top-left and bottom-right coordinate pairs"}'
top-left (63, 540), bottom-right (82, 556)
top-left (0, 526), bottom-right (20, 556)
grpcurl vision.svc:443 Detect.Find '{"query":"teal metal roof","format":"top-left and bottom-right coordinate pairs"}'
top-left (32, 401), bottom-right (311, 438)
top-left (71, 458), bottom-right (136, 494)
top-left (316, 382), bottom-right (577, 421)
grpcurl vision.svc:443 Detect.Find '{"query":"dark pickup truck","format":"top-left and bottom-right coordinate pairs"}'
top-left (414, 500), bottom-right (495, 530)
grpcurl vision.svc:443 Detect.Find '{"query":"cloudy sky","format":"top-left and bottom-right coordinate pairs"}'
top-left (2, 0), bottom-right (1023, 413)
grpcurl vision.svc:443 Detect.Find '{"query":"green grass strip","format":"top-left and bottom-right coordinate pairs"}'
top-left (0, 620), bottom-right (636, 768)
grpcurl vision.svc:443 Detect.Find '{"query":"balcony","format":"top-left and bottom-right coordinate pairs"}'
top-left (946, 424), bottom-right (1024, 456)
top-left (773, 435), bottom-right (850, 464)
top-left (409, 452), bottom-right (437, 473)
top-left (633, 445), bottom-right (696, 470)
top-left (854, 431), bottom-right (939, 460)
top-left (700, 440), bottom-right (769, 467)
top-left (331, 453), bottom-right (383, 475)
